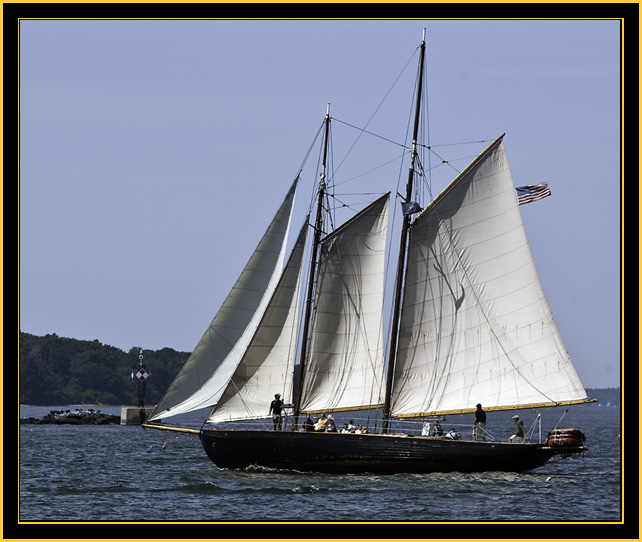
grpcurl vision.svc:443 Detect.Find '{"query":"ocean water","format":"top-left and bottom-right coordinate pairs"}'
top-left (18, 403), bottom-right (622, 525)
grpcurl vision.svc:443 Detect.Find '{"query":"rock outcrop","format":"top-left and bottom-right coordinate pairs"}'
top-left (20, 408), bottom-right (120, 425)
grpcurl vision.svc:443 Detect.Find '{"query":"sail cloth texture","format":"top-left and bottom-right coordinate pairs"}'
top-left (148, 180), bottom-right (298, 422)
top-left (391, 139), bottom-right (588, 418)
top-left (207, 221), bottom-right (308, 422)
top-left (300, 193), bottom-right (390, 413)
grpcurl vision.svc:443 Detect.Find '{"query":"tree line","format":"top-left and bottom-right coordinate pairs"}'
top-left (19, 332), bottom-right (189, 406)
top-left (19, 331), bottom-right (618, 407)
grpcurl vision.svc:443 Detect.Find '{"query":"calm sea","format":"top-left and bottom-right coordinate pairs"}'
top-left (18, 402), bottom-right (622, 526)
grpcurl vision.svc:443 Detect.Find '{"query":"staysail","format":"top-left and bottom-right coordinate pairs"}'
top-left (148, 179), bottom-right (298, 421)
top-left (208, 220), bottom-right (308, 422)
top-left (390, 136), bottom-right (590, 418)
top-left (299, 193), bottom-right (390, 413)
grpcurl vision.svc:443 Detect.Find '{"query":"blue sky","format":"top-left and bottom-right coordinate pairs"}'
top-left (19, 19), bottom-right (621, 389)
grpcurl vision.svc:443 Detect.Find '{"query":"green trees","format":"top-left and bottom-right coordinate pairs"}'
top-left (19, 332), bottom-right (189, 405)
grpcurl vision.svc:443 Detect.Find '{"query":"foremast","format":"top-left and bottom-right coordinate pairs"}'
top-left (382, 31), bottom-right (426, 432)
top-left (293, 104), bottom-right (331, 428)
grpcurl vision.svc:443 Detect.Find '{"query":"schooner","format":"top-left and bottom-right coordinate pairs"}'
top-left (145, 32), bottom-right (594, 474)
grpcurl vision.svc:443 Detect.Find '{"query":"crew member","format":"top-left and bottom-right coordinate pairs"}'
top-left (509, 415), bottom-right (525, 443)
top-left (269, 393), bottom-right (284, 431)
top-left (473, 403), bottom-right (486, 441)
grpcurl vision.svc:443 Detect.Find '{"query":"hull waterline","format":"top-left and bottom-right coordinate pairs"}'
top-left (199, 429), bottom-right (585, 474)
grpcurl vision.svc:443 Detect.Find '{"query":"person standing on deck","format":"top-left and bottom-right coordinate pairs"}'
top-left (269, 393), bottom-right (284, 431)
top-left (473, 403), bottom-right (486, 441)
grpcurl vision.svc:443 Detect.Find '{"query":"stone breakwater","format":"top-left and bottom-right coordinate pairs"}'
top-left (20, 408), bottom-right (121, 425)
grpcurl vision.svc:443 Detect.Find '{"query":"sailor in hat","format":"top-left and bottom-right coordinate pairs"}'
top-left (269, 393), bottom-right (284, 431)
top-left (509, 415), bottom-right (525, 443)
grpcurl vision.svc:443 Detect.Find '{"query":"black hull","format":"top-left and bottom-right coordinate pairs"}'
top-left (199, 430), bottom-right (585, 474)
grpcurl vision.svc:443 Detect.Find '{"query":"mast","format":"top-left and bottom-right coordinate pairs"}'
top-left (382, 31), bottom-right (426, 432)
top-left (293, 104), bottom-right (331, 427)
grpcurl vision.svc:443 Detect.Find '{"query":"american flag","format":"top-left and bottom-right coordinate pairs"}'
top-left (515, 182), bottom-right (552, 205)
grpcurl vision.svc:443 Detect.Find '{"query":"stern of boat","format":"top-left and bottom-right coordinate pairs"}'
top-left (543, 427), bottom-right (587, 458)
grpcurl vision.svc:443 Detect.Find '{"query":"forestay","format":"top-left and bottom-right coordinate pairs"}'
top-left (299, 193), bottom-right (390, 413)
top-left (390, 138), bottom-right (589, 418)
top-left (148, 179), bottom-right (298, 421)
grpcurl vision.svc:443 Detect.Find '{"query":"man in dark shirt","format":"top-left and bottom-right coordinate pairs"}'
top-left (473, 403), bottom-right (486, 441)
top-left (269, 393), bottom-right (284, 431)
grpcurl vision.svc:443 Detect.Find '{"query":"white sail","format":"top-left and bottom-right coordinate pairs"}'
top-left (299, 193), bottom-right (390, 413)
top-left (207, 220), bottom-right (308, 422)
top-left (391, 138), bottom-right (589, 418)
top-left (148, 179), bottom-right (298, 421)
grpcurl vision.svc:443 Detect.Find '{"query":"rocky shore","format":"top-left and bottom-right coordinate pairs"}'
top-left (20, 408), bottom-right (121, 425)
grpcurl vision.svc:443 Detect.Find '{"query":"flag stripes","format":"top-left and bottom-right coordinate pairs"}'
top-left (515, 182), bottom-right (551, 205)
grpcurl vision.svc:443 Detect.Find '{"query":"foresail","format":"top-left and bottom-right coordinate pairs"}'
top-left (299, 193), bottom-right (390, 413)
top-left (148, 179), bottom-right (298, 422)
top-left (207, 220), bottom-right (308, 422)
top-left (391, 138), bottom-right (589, 418)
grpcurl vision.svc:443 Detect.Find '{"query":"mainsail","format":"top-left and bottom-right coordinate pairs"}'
top-left (299, 193), bottom-right (390, 413)
top-left (208, 220), bottom-right (308, 422)
top-left (148, 179), bottom-right (298, 421)
top-left (390, 136), bottom-right (589, 418)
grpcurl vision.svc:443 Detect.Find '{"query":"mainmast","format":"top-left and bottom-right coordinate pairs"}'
top-left (293, 104), bottom-right (331, 427)
top-left (382, 32), bottom-right (426, 432)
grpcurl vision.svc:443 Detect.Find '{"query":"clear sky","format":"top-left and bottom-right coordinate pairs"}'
top-left (19, 19), bottom-right (621, 389)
